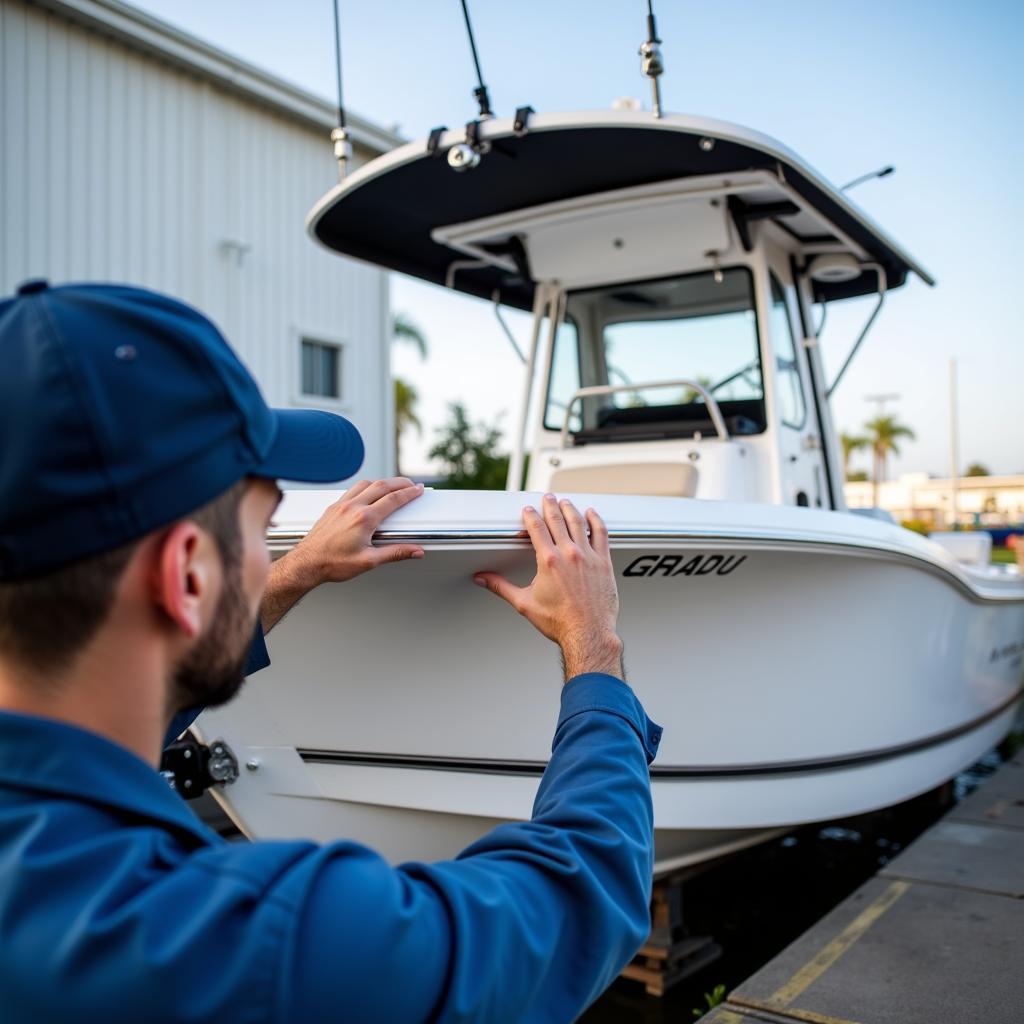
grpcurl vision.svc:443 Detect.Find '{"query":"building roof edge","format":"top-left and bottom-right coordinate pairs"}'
top-left (26, 0), bottom-right (405, 153)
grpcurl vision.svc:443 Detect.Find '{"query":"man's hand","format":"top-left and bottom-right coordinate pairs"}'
top-left (288, 477), bottom-right (426, 585)
top-left (261, 478), bottom-right (425, 632)
top-left (474, 494), bottom-right (624, 681)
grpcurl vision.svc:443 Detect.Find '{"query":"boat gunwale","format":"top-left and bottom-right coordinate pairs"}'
top-left (265, 527), bottom-right (1024, 605)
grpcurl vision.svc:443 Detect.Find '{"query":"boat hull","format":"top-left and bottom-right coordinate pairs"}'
top-left (197, 492), bottom-right (1024, 873)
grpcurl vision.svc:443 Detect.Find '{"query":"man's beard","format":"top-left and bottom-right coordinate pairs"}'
top-left (169, 556), bottom-right (256, 714)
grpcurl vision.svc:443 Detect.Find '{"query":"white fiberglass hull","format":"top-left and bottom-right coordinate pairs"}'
top-left (198, 491), bottom-right (1024, 874)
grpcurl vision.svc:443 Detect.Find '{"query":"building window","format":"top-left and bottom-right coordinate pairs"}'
top-left (300, 338), bottom-right (341, 398)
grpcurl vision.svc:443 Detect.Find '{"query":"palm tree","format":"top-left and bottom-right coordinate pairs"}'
top-left (394, 378), bottom-right (422, 475)
top-left (392, 313), bottom-right (427, 358)
top-left (864, 414), bottom-right (916, 507)
top-left (840, 431), bottom-right (869, 480)
top-left (391, 313), bottom-right (428, 475)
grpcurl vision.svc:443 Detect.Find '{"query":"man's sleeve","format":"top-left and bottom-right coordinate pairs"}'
top-left (278, 674), bottom-right (661, 1023)
top-left (162, 623), bottom-right (271, 747)
top-left (241, 621), bottom-right (271, 676)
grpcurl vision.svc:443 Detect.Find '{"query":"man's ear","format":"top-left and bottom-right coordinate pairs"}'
top-left (152, 522), bottom-right (219, 638)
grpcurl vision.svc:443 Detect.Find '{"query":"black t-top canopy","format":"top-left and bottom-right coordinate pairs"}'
top-left (308, 111), bottom-right (932, 310)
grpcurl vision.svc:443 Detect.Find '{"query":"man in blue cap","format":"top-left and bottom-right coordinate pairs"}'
top-left (0, 281), bottom-right (661, 1022)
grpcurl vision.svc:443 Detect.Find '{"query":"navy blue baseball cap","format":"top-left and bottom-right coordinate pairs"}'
top-left (0, 280), bottom-right (365, 580)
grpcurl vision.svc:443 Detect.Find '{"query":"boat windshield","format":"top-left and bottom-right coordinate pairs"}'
top-left (544, 268), bottom-right (765, 439)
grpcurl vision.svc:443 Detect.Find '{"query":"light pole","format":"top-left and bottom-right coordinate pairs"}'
top-left (949, 357), bottom-right (960, 529)
top-left (865, 392), bottom-right (900, 417)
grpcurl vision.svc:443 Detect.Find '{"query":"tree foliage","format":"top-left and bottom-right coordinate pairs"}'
top-left (429, 402), bottom-right (509, 490)
top-left (392, 312), bottom-right (428, 359)
top-left (864, 414), bottom-right (915, 465)
top-left (840, 431), bottom-right (869, 479)
top-left (965, 462), bottom-right (990, 477)
top-left (863, 413), bottom-right (915, 506)
top-left (393, 378), bottom-right (421, 476)
top-left (391, 312), bottom-right (428, 475)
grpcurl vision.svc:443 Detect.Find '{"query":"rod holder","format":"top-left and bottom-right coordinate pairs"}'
top-left (639, 38), bottom-right (664, 118)
top-left (331, 126), bottom-right (352, 180)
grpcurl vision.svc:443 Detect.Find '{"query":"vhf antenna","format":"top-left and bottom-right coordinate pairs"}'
top-left (460, 0), bottom-right (494, 120)
top-left (639, 0), bottom-right (665, 119)
top-left (439, 1), bottom-right (533, 173)
top-left (445, 0), bottom-right (495, 172)
top-left (329, 0), bottom-right (352, 179)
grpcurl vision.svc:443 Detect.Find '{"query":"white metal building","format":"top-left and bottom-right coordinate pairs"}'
top-left (1, 0), bottom-right (402, 476)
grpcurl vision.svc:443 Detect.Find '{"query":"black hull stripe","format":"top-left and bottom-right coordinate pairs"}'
top-left (298, 687), bottom-right (1023, 780)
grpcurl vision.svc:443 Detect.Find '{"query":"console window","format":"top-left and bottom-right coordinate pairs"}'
top-left (543, 268), bottom-right (764, 436)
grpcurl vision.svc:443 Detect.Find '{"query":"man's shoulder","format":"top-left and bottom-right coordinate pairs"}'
top-left (0, 782), bottom-right (133, 842)
top-left (0, 783), bottom-right (203, 872)
top-left (0, 780), bottom-right (383, 906)
top-left (0, 787), bottom-right (315, 1020)
top-left (0, 779), bottom-right (309, 870)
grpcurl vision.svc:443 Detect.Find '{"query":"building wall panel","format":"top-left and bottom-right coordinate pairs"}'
top-left (1, 0), bottom-right (392, 476)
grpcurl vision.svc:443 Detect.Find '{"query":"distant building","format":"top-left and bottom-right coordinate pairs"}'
top-left (845, 472), bottom-right (1024, 527)
top-left (1, 0), bottom-right (402, 475)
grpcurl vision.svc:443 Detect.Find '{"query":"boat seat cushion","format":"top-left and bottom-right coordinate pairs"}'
top-left (549, 462), bottom-right (697, 497)
top-left (928, 530), bottom-right (992, 566)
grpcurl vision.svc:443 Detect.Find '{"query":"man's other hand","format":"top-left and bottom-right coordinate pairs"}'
top-left (261, 478), bottom-right (424, 632)
top-left (291, 478), bottom-right (425, 585)
top-left (474, 495), bottom-right (624, 681)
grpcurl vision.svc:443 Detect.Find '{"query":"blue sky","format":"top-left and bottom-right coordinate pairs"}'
top-left (135, 0), bottom-right (1024, 477)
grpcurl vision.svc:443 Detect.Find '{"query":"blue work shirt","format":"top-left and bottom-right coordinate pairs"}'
top-left (0, 647), bottom-right (661, 1022)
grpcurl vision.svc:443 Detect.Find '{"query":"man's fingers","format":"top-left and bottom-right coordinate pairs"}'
top-left (541, 493), bottom-right (571, 545)
top-left (341, 479), bottom-right (372, 502)
top-left (522, 505), bottom-right (555, 555)
top-left (370, 482), bottom-right (425, 521)
top-left (473, 572), bottom-right (527, 612)
top-left (369, 544), bottom-right (425, 566)
top-left (585, 507), bottom-right (610, 556)
top-left (353, 483), bottom-right (424, 530)
top-left (559, 499), bottom-right (588, 547)
top-left (348, 477), bottom-right (417, 506)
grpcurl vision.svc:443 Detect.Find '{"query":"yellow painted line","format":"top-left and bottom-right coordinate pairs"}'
top-left (768, 880), bottom-right (911, 1008)
top-left (706, 1011), bottom-right (747, 1024)
top-left (709, 880), bottom-right (911, 1024)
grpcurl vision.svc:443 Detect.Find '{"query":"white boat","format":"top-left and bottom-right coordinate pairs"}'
top-left (196, 110), bottom-right (1024, 875)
